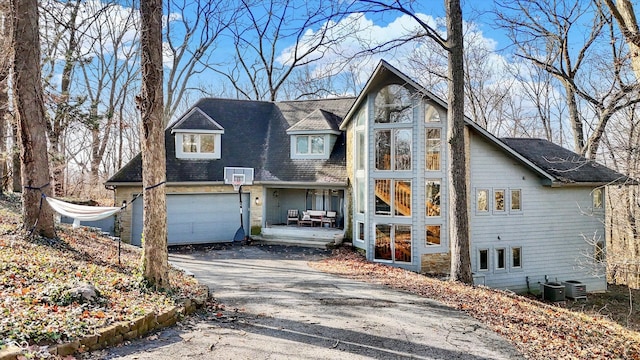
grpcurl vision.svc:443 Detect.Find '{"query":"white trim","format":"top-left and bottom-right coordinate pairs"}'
top-left (170, 107), bottom-right (225, 132)
top-left (175, 133), bottom-right (221, 159)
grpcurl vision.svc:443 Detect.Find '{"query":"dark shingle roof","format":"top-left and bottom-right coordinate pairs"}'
top-left (106, 97), bottom-right (355, 185)
top-left (172, 108), bottom-right (223, 131)
top-left (500, 138), bottom-right (627, 184)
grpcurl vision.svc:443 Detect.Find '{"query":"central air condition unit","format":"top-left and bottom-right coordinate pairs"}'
top-left (562, 280), bottom-right (587, 300)
top-left (541, 282), bottom-right (565, 301)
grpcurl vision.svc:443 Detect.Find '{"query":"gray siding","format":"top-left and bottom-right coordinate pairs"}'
top-left (469, 132), bottom-right (606, 292)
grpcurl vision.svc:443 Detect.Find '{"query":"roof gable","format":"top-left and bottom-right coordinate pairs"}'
top-left (286, 109), bottom-right (341, 134)
top-left (170, 107), bottom-right (224, 132)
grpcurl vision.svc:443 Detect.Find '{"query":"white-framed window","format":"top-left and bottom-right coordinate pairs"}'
top-left (357, 222), bottom-right (365, 242)
top-left (476, 189), bottom-right (489, 213)
top-left (374, 223), bottom-right (412, 263)
top-left (511, 247), bottom-right (522, 269)
top-left (510, 189), bottom-right (522, 212)
top-left (595, 241), bottom-right (605, 263)
top-left (375, 129), bottom-right (412, 171)
top-left (593, 188), bottom-right (604, 210)
top-left (296, 135), bottom-right (325, 155)
top-left (495, 248), bottom-right (506, 270)
top-left (425, 225), bottom-right (441, 246)
top-left (425, 128), bottom-right (441, 171)
top-left (426, 179), bottom-right (441, 217)
top-left (478, 248), bottom-right (489, 271)
top-left (494, 189), bottom-right (505, 213)
top-left (374, 179), bottom-right (411, 217)
top-left (425, 103), bottom-right (441, 122)
top-left (175, 132), bottom-right (221, 159)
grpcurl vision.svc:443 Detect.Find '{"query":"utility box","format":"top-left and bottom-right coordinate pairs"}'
top-left (541, 282), bottom-right (565, 301)
top-left (562, 280), bottom-right (587, 300)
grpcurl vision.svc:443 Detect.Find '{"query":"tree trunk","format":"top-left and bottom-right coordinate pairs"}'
top-left (603, 0), bottom-right (640, 79)
top-left (11, 118), bottom-right (20, 193)
top-left (561, 80), bottom-right (585, 155)
top-left (12, 0), bottom-right (54, 237)
top-left (138, 0), bottom-right (168, 288)
top-left (0, 0), bottom-right (12, 194)
top-left (447, 0), bottom-right (472, 284)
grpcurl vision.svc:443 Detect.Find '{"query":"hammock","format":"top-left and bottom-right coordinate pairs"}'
top-left (45, 196), bottom-right (123, 228)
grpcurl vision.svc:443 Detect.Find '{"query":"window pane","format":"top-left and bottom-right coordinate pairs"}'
top-left (375, 85), bottom-right (412, 124)
top-left (356, 131), bottom-right (365, 170)
top-left (511, 189), bottom-right (521, 211)
top-left (375, 224), bottom-right (392, 260)
top-left (183, 134), bottom-right (197, 153)
top-left (394, 129), bottom-right (412, 170)
top-left (426, 128), bottom-right (441, 171)
top-left (593, 188), bottom-right (603, 209)
top-left (394, 225), bottom-right (412, 262)
top-left (356, 178), bottom-right (365, 214)
top-left (595, 241), bottom-right (605, 262)
top-left (512, 247), bottom-right (522, 268)
top-left (426, 225), bottom-right (441, 246)
top-left (374, 179), bottom-right (391, 215)
top-left (296, 136), bottom-right (308, 154)
top-left (494, 190), bottom-right (505, 211)
top-left (496, 249), bottom-right (506, 269)
top-left (394, 180), bottom-right (411, 216)
top-left (356, 107), bottom-right (365, 126)
top-left (425, 104), bottom-right (440, 122)
top-left (311, 136), bottom-right (324, 154)
top-left (477, 189), bottom-right (488, 212)
top-left (358, 222), bottom-right (365, 241)
top-left (375, 130), bottom-right (391, 170)
top-left (200, 134), bottom-right (215, 153)
top-left (479, 249), bottom-right (488, 270)
top-left (426, 180), bottom-right (441, 217)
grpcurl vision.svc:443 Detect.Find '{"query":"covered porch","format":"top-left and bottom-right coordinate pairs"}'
top-left (257, 186), bottom-right (346, 247)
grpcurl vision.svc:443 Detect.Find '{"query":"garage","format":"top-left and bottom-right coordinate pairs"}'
top-left (131, 193), bottom-right (250, 246)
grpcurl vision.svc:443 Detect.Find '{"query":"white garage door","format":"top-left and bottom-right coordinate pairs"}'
top-left (131, 193), bottom-right (250, 246)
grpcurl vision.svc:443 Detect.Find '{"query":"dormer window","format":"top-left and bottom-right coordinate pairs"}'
top-left (296, 135), bottom-right (325, 155)
top-left (182, 133), bottom-right (215, 154)
top-left (170, 107), bottom-right (224, 160)
top-left (175, 132), bottom-right (222, 159)
top-left (286, 108), bottom-right (342, 160)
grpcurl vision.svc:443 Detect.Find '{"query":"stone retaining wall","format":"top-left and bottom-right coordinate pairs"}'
top-left (0, 286), bottom-right (209, 360)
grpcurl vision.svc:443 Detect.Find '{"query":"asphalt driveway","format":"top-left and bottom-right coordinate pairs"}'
top-left (85, 244), bottom-right (522, 359)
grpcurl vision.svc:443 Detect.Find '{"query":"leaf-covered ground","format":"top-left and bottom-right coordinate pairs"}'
top-left (0, 194), bottom-right (206, 357)
top-left (310, 248), bottom-right (640, 360)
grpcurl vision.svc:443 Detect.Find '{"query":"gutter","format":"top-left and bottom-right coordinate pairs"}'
top-left (103, 181), bottom-right (348, 188)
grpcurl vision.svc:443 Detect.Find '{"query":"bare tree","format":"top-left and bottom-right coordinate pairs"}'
top-left (0, 0), bottom-right (12, 193)
top-left (163, 0), bottom-right (233, 122)
top-left (39, 0), bottom-right (110, 196)
top-left (75, 1), bottom-right (139, 189)
top-left (137, 0), bottom-right (168, 287)
top-left (217, 0), bottom-right (356, 101)
top-left (361, 0), bottom-right (472, 284)
top-left (495, 0), bottom-right (603, 155)
top-left (12, 0), bottom-right (55, 237)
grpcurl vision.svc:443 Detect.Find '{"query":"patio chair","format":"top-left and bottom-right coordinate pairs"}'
top-left (287, 209), bottom-right (299, 226)
top-left (322, 211), bottom-right (337, 227)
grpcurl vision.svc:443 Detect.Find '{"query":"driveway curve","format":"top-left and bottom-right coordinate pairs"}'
top-left (85, 244), bottom-right (522, 359)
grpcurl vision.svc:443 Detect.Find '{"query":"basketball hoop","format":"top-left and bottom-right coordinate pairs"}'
top-left (232, 174), bottom-right (245, 192)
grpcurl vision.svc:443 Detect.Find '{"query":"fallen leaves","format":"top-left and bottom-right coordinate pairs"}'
top-left (310, 248), bottom-right (640, 360)
top-left (0, 204), bottom-right (205, 350)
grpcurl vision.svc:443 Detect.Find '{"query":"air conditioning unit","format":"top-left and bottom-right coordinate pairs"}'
top-left (562, 280), bottom-right (587, 300)
top-left (541, 282), bottom-right (565, 301)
